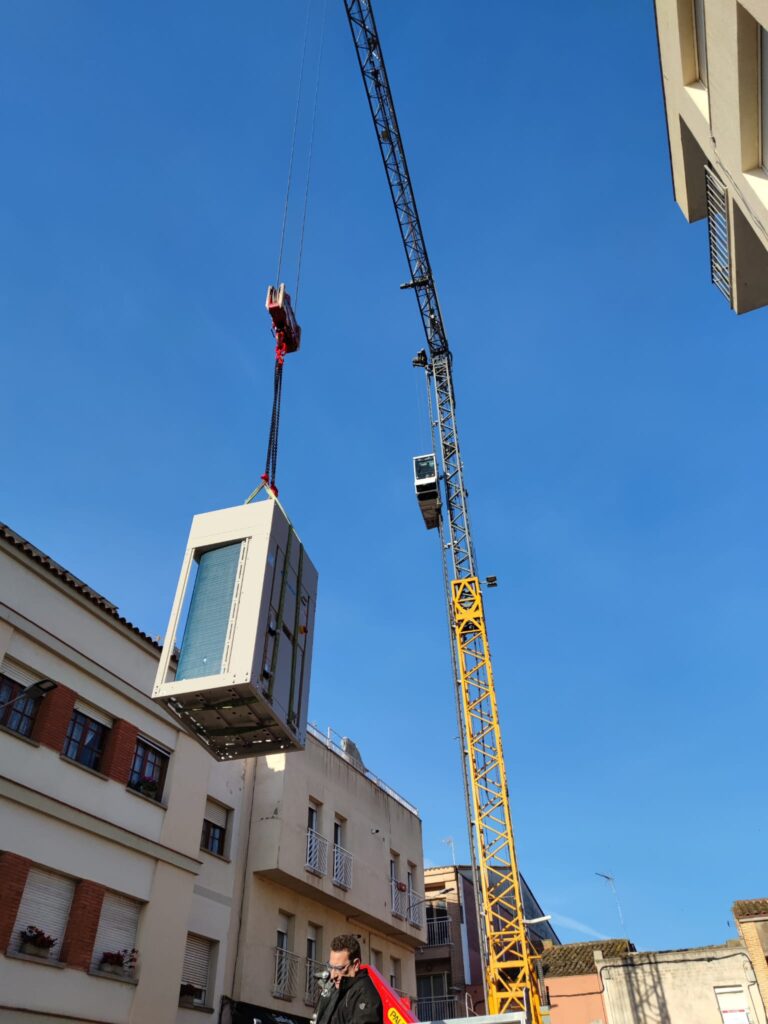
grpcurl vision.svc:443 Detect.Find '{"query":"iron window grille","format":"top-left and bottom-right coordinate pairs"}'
top-left (273, 947), bottom-right (300, 999)
top-left (128, 738), bottom-right (169, 801)
top-left (704, 165), bottom-right (733, 305)
top-left (63, 710), bottom-right (108, 770)
top-left (0, 675), bottom-right (39, 738)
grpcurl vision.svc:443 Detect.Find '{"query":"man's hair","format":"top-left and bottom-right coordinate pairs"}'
top-left (330, 933), bottom-right (362, 962)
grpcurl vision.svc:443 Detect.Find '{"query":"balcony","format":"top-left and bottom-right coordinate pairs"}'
top-left (333, 843), bottom-right (353, 889)
top-left (426, 917), bottom-right (451, 946)
top-left (304, 957), bottom-right (325, 1007)
top-left (415, 996), bottom-right (458, 1020)
top-left (272, 947), bottom-right (300, 1000)
top-left (306, 828), bottom-right (328, 876)
top-left (391, 879), bottom-right (408, 919)
top-left (408, 890), bottom-right (424, 927)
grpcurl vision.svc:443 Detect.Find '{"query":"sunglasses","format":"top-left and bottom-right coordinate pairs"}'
top-left (328, 960), bottom-right (358, 973)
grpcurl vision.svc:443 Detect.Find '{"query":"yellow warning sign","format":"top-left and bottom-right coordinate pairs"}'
top-left (388, 1008), bottom-right (408, 1024)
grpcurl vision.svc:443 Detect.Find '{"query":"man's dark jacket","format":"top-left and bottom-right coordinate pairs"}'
top-left (315, 969), bottom-right (383, 1024)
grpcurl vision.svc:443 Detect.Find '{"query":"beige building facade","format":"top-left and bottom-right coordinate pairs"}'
top-left (733, 899), bottom-right (768, 1012)
top-left (225, 729), bottom-right (424, 1023)
top-left (0, 522), bottom-right (424, 1024)
top-left (598, 943), bottom-right (766, 1024)
top-left (654, 0), bottom-right (768, 311)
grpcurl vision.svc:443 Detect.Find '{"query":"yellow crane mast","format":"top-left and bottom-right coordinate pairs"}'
top-left (343, 3), bottom-right (544, 1021)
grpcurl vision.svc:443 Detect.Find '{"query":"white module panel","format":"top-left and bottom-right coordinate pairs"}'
top-left (152, 496), bottom-right (317, 760)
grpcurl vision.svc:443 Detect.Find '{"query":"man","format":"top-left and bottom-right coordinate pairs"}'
top-left (314, 934), bottom-right (383, 1024)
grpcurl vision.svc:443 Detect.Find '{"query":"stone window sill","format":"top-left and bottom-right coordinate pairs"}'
top-left (59, 754), bottom-right (109, 781)
top-left (200, 846), bottom-right (230, 863)
top-left (0, 722), bottom-right (40, 747)
top-left (178, 1003), bottom-right (215, 1014)
top-left (88, 967), bottom-right (139, 985)
top-left (6, 950), bottom-right (66, 968)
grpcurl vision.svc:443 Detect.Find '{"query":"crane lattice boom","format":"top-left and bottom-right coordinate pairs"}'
top-left (343, 3), bottom-right (543, 1021)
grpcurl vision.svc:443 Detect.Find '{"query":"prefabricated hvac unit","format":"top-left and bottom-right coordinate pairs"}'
top-left (152, 494), bottom-right (318, 760)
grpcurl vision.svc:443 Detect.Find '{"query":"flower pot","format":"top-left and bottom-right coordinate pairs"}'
top-left (21, 942), bottom-right (50, 958)
top-left (100, 962), bottom-right (126, 976)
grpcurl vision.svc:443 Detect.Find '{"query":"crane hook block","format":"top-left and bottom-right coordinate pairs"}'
top-left (266, 284), bottom-right (301, 358)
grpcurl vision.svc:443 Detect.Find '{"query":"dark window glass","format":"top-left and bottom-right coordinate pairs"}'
top-left (201, 818), bottom-right (226, 856)
top-left (0, 675), bottom-right (39, 738)
top-left (63, 710), bottom-right (107, 770)
top-left (128, 738), bottom-right (169, 800)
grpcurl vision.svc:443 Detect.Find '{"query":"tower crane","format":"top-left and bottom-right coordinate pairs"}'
top-left (343, 4), bottom-right (544, 1022)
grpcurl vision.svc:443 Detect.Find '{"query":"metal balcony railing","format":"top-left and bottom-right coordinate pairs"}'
top-left (426, 917), bottom-right (452, 946)
top-left (304, 957), bottom-right (325, 1006)
top-left (704, 165), bottom-right (732, 305)
top-left (332, 843), bottom-right (353, 889)
top-left (391, 879), bottom-right (408, 918)
top-left (272, 947), bottom-right (300, 1000)
top-left (415, 996), bottom-right (458, 1021)
top-left (306, 828), bottom-right (328, 876)
top-left (408, 890), bottom-right (424, 927)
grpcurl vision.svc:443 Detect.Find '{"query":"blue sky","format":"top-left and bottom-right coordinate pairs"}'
top-left (2, 1), bottom-right (767, 953)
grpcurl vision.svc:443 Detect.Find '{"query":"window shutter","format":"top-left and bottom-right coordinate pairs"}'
top-left (13, 868), bottom-right (75, 959)
top-left (182, 934), bottom-right (212, 992)
top-left (91, 893), bottom-right (141, 969)
top-left (204, 799), bottom-right (228, 828)
top-left (1, 659), bottom-right (41, 687)
top-left (74, 700), bottom-right (113, 729)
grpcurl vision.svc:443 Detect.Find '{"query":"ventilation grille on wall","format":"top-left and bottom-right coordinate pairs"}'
top-left (704, 165), bottom-right (732, 305)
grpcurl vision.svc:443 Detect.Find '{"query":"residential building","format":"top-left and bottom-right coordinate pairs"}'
top-left (414, 865), bottom-right (558, 1020)
top-left (597, 942), bottom-right (766, 1024)
top-left (541, 939), bottom-right (633, 1024)
top-left (222, 727), bottom-right (424, 1024)
top-left (654, 0), bottom-right (768, 311)
top-left (0, 522), bottom-right (424, 1024)
top-left (733, 898), bottom-right (768, 1011)
top-left (0, 522), bottom-right (236, 1022)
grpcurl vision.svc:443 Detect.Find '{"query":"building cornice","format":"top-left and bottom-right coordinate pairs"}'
top-left (0, 773), bottom-right (202, 876)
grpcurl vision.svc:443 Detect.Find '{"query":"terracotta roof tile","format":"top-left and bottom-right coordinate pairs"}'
top-left (0, 522), bottom-right (160, 649)
top-left (542, 939), bottom-right (633, 977)
top-left (733, 899), bottom-right (768, 920)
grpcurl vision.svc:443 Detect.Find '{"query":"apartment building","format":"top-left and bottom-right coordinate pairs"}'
top-left (654, 0), bottom-right (768, 310)
top-left (0, 521), bottom-right (424, 1024)
top-left (0, 522), bottom-right (241, 1022)
top-left (414, 865), bottom-right (558, 1020)
top-left (223, 729), bottom-right (424, 1024)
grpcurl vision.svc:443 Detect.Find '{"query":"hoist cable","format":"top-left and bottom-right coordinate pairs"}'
top-left (275, 0), bottom-right (313, 285)
top-left (295, 0), bottom-right (328, 308)
top-left (263, 356), bottom-right (284, 488)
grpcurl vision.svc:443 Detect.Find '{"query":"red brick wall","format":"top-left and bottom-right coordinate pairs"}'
top-left (61, 880), bottom-right (106, 970)
top-left (0, 852), bottom-right (32, 952)
top-left (101, 719), bottom-right (139, 785)
top-left (30, 683), bottom-right (76, 752)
